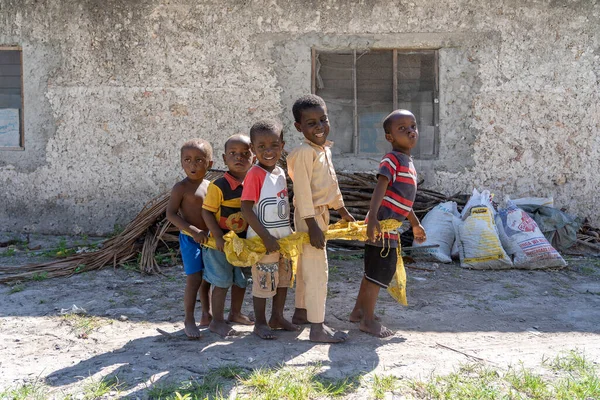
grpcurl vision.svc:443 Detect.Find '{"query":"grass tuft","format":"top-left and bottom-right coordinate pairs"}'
top-left (82, 376), bottom-right (123, 400)
top-left (60, 314), bottom-right (105, 339)
top-left (0, 380), bottom-right (47, 400)
top-left (371, 374), bottom-right (399, 399)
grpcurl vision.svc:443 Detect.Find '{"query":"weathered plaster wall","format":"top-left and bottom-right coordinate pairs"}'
top-left (0, 0), bottom-right (598, 234)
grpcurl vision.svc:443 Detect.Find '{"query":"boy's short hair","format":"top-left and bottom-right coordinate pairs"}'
top-left (224, 134), bottom-right (251, 151)
top-left (382, 109), bottom-right (416, 135)
top-left (292, 94), bottom-right (327, 123)
top-left (181, 138), bottom-right (213, 160)
top-left (249, 119), bottom-right (283, 142)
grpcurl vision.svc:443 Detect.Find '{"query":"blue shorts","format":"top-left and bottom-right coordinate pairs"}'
top-left (179, 233), bottom-right (203, 275)
top-left (202, 247), bottom-right (248, 289)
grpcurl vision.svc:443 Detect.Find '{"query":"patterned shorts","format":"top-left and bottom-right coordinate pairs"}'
top-left (251, 255), bottom-right (292, 298)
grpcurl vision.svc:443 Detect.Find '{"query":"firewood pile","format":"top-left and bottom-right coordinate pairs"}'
top-left (323, 172), bottom-right (468, 222)
top-left (575, 218), bottom-right (600, 251)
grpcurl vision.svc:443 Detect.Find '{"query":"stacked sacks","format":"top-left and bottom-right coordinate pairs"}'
top-left (496, 199), bottom-right (567, 269)
top-left (413, 189), bottom-right (567, 270)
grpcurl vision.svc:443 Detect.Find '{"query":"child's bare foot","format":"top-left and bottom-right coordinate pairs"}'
top-left (349, 310), bottom-right (380, 323)
top-left (199, 312), bottom-right (212, 327)
top-left (209, 320), bottom-right (236, 337)
top-left (309, 323), bottom-right (348, 343)
top-left (292, 308), bottom-right (309, 325)
top-left (228, 312), bottom-right (254, 326)
top-left (184, 319), bottom-right (202, 339)
top-left (269, 316), bottom-right (301, 331)
top-left (253, 323), bottom-right (276, 340)
top-left (360, 320), bottom-right (394, 338)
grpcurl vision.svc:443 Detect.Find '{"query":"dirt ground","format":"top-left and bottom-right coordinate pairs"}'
top-left (1, 233), bottom-right (600, 399)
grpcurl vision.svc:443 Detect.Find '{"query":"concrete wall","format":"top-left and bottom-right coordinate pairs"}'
top-left (0, 0), bottom-right (598, 235)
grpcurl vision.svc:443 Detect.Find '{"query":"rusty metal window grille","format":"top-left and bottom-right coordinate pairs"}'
top-left (312, 49), bottom-right (439, 159)
top-left (0, 47), bottom-right (24, 150)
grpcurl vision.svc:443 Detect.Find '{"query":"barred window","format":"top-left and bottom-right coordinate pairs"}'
top-left (0, 47), bottom-right (24, 149)
top-left (313, 49), bottom-right (438, 159)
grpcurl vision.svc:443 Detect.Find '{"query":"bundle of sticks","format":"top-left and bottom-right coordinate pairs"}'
top-left (0, 170), bottom-right (464, 283)
top-left (300, 171), bottom-right (467, 222)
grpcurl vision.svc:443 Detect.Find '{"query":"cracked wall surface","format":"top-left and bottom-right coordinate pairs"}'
top-left (1, 0), bottom-right (598, 234)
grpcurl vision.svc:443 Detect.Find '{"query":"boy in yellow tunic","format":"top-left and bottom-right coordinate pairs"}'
top-left (287, 94), bottom-right (355, 343)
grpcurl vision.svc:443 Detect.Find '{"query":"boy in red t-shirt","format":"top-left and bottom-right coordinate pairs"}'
top-left (241, 119), bottom-right (299, 340)
top-left (350, 110), bottom-right (426, 337)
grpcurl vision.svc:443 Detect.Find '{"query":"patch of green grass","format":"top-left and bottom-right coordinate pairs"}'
top-left (61, 314), bottom-right (104, 339)
top-left (122, 262), bottom-right (141, 273)
top-left (241, 364), bottom-right (359, 399)
top-left (547, 350), bottom-right (600, 399)
top-left (146, 366), bottom-right (246, 400)
top-left (31, 271), bottom-right (49, 281)
top-left (409, 363), bottom-right (502, 399)
top-left (154, 249), bottom-right (177, 266)
top-left (371, 374), bottom-right (399, 399)
top-left (0, 380), bottom-right (47, 400)
top-left (505, 364), bottom-right (551, 399)
top-left (40, 238), bottom-right (77, 258)
top-left (406, 351), bottom-right (599, 400)
top-left (82, 376), bottom-right (123, 400)
top-left (544, 350), bottom-right (595, 374)
top-left (110, 224), bottom-right (124, 238)
top-left (0, 247), bottom-right (17, 257)
top-left (9, 283), bottom-right (24, 294)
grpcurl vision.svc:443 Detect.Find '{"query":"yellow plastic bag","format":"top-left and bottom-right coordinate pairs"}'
top-left (204, 219), bottom-right (407, 304)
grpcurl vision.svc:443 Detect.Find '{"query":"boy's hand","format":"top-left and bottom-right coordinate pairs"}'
top-left (308, 223), bottom-right (326, 249)
top-left (192, 230), bottom-right (208, 245)
top-left (215, 235), bottom-right (225, 252)
top-left (337, 207), bottom-right (356, 223)
top-left (367, 218), bottom-right (382, 243)
top-left (263, 234), bottom-right (280, 254)
top-left (412, 224), bottom-right (427, 244)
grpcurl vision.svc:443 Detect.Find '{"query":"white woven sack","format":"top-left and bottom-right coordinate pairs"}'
top-left (411, 201), bottom-right (459, 263)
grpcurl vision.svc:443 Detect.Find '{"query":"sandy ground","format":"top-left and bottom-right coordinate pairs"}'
top-left (1, 234), bottom-right (600, 399)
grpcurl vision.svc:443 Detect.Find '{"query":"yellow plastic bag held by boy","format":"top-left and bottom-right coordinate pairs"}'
top-left (204, 219), bottom-right (407, 305)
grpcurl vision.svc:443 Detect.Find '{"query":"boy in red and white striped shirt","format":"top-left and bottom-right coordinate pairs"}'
top-left (350, 109), bottom-right (427, 338)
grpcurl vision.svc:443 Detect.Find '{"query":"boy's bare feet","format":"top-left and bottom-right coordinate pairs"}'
top-left (209, 320), bottom-right (236, 337)
top-left (228, 312), bottom-right (254, 325)
top-left (349, 310), bottom-right (380, 323)
top-left (253, 323), bottom-right (276, 340)
top-left (360, 320), bottom-right (394, 338)
top-left (292, 308), bottom-right (309, 325)
top-left (199, 312), bottom-right (212, 327)
top-left (269, 316), bottom-right (301, 331)
top-left (184, 319), bottom-right (202, 339)
top-left (309, 323), bottom-right (348, 343)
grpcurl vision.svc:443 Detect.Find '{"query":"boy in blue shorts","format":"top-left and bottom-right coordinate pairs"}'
top-left (350, 110), bottom-right (427, 337)
top-left (166, 139), bottom-right (213, 339)
top-left (202, 134), bottom-right (255, 337)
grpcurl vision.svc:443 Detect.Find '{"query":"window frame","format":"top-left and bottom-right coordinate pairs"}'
top-left (311, 47), bottom-right (439, 159)
top-left (0, 45), bottom-right (24, 151)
